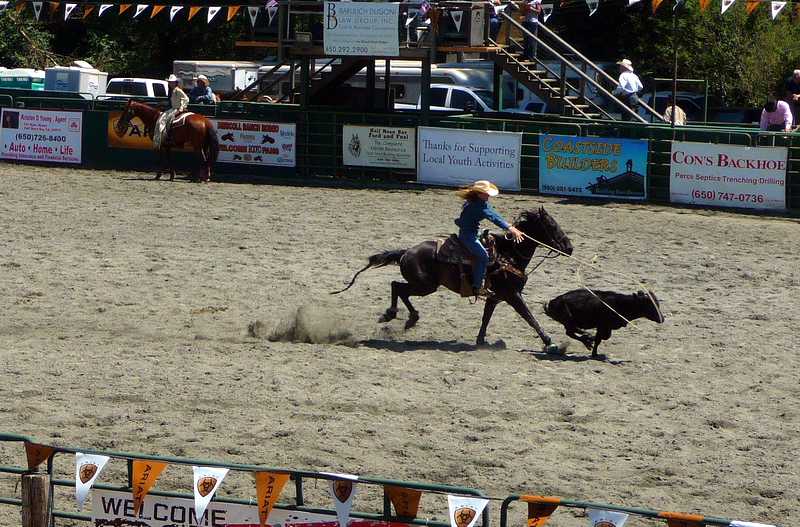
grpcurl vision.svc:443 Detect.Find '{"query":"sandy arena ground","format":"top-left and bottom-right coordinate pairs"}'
top-left (0, 164), bottom-right (797, 526)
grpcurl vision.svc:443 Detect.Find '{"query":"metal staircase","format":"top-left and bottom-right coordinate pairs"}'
top-left (491, 11), bottom-right (663, 122)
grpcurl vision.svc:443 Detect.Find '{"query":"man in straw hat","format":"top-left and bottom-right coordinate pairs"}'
top-left (455, 180), bottom-right (524, 298)
top-left (153, 74), bottom-right (189, 149)
top-left (189, 74), bottom-right (216, 105)
top-left (612, 58), bottom-right (643, 121)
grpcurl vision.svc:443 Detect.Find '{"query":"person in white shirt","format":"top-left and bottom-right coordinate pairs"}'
top-left (522, 0), bottom-right (542, 59)
top-left (612, 58), bottom-right (643, 121)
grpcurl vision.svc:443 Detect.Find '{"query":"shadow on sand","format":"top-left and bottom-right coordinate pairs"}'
top-left (359, 339), bottom-right (507, 353)
top-left (520, 349), bottom-right (627, 365)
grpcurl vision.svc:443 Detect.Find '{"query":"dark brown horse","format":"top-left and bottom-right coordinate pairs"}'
top-left (114, 100), bottom-right (219, 182)
top-left (332, 207), bottom-right (574, 351)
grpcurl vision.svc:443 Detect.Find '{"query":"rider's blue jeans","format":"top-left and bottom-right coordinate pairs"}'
top-left (459, 232), bottom-right (488, 290)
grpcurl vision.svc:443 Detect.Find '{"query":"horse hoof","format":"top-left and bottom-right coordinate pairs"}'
top-left (378, 309), bottom-right (397, 323)
top-left (544, 343), bottom-right (563, 355)
top-left (154, 174), bottom-right (161, 180)
top-left (404, 316), bottom-right (419, 330)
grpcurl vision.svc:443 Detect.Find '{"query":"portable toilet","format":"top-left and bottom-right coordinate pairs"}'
top-left (45, 61), bottom-right (107, 98)
top-left (0, 68), bottom-right (46, 90)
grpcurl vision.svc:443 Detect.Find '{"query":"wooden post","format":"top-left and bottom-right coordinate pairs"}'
top-left (21, 473), bottom-right (49, 527)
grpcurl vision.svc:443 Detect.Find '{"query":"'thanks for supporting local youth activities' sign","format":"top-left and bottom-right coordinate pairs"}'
top-left (538, 134), bottom-right (649, 200)
top-left (1, 108), bottom-right (82, 164)
top-left (417, 127), bottom-right (522, 190)
top-left (324, 2), bottom-right (400, 56)
top-left (670, 141), bottom-right (787, 210)
top-left (215, 119), bottom-right (296, 167)
top-left (343, 125), bottom-right (415, 169)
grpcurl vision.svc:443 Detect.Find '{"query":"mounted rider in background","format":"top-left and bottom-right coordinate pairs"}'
top-left (153, 74), bottom-right (189, 149)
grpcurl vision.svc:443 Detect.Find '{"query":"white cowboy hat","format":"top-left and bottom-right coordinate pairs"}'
top-left (616, 59), bottom-right (634, 72)
top-left (166, 74), bottom-right (179, 82)
top-left (471, 180), bottom-right (499, 197)
top-left (197, 74), bottom-right (209, 82)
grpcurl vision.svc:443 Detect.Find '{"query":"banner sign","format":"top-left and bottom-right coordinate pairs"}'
top-left (417, 127), bottom-right (522, 190)
top-left (538, 134), bottom-right (649, 200)
top-left (670, 141), bottom-right (787, 210)
top-left (1, 109), bottom-right (82, 164)
top-left (215, 119), bottom-right (296, 167)
top-left (92, 490), bottom-right (415, 527)
top-left (324, 2), bottom-right (400, 56)
top-left (343, 125), bottom-right (415, 169)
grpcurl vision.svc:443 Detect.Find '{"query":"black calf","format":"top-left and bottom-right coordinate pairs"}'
top-left (544, 289), bottom-right (664, 358)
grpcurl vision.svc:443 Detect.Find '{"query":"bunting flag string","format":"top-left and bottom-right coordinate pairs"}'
top-left (542, 3), bottom-right (553, 20)
top-left (150, 4), bottom-right (164, 17)
top-left (64, 3), bottom-right (76, 19)
top-left (329, 476), bottom-right (359, 527)
top-left (24, 442), bottom-right (54, 470)
top-left (628, 0), bottom-right (641, 5)
top-left (721, 0), bottom-right (735, 12)
top-left (0, 1), bottom-right (8, 12)
top-left (586, 0), bottom-right (599, 14)
top-left (652, 0), bottom-right (665, 12)
top-left (386, 486), bottom-right (422, 519)
top-left (525, 499), bottom-right (559, 527)
top-left (131, 460), bottom-right (168, 516)
top-left (447, 495), bottom-right (488, 527)
top-left (98, 3), bottom-right (112, 16)
top-left (118, 3), bottom-right (131, 14)
top-left (770, 0), bottom-right (786, 17)
top-left (587, 509), bottom-right (629, 527)
top-left (745, 0), bottom-right (760, 13)
top-left (266, 0), bottom-right (278, 24)
top-left (133, 3), bottom-right (147, 17)
top-left (48, 2), bottom-right (60, 16)
top-left (255, 472), bottom-right (290, 527)
top-left (699, 0), bottom-right (711, 10)
top-left (192, 466), bottom-right (229, 523)
top-left (247, 5), bottom-right (259, 26)
top-left (32, 1), bottom-right (42, 19)
top-left (169, 5), bottom-right (182, 21)
top-left (82, 4), bottom-right (93, 17)
top-left (226, 4), bottom-right (240, 21)
top-left (450, 9), bottom-right (463, 31)
top-left (15, 1), bottom-right (25, 13)
top-left (75, 453), bottom-right (110, 510)
top-left (207, 5), bottom-right (220, 22)
top-left (187, 5), bottom-right (200, 20)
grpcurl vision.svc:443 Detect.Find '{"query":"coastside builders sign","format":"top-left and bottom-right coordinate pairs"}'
top-left (670, 142), bottom-right (787, 210)
top-left (538, 134), bottom-right (649, 200)
top-left (1, 108), bottom-right (82, 164)
top-left (417, 127), bottom-right (522, 190)
top-left (324, 2), bottom-right (400, 56)
top-left (343, 125), bottom-right (415, 169)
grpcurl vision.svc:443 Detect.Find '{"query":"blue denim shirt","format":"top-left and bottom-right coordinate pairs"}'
top-left (189, 85), bottom-right (216, 104)
top-left (455, 199), bottom-right (511, 239)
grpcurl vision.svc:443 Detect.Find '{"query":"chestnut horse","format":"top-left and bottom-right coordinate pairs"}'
top-left (114, 100), bottom-right (219, 182)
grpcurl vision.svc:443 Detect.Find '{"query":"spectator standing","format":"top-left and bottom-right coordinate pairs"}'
top-left (521, 0), bottom-right (542, 60)
top-left (785, 69), bottom-right (800, 126)
top-left (189, 75), bottom-right (216, 104)
top-left (612, 59), bottom-right (643, 121)
top-left (760, 97), bottom-right (793, 132)
top-left (664, 96), bottom-right (687, 126)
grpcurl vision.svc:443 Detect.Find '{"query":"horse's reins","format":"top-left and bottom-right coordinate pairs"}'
top-left (517, 230), bottom-right (664, 329)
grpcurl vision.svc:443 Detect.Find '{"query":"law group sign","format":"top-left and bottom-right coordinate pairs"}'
top-left (323, 1), bottom-right (400, 56)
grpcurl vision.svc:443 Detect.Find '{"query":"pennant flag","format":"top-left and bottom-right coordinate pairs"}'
top-left (448, 496), bottom-right (488, 527)
top-left (169, 5), bottom-right (182, 21)
top-left (207, 5), bottom-right (220, 22)
top-left (255, 472), bottom-right (290, 527)
top-left (699, 0), bottom-right (711, 10)
top-left (542, 3), bottom-right (553, 20)
top-left (82, 5), bottom-right (94, 18)
top-left (32, 1), bottom-right (43, 19)
top-left (0, 1), bottom-right (8, 12)
top-left (627, 0), bottom-right (641, 5)
top-left (98, 3), bottom-right (112, 16)
top-left (673, 0), bottom-right (684, 10)
top-left (151, 4), bottom-right (165, 17)
top-left (24, 442), bottom-right (54, 470)
top-left (771, 1), bottom-right (786, 18)
top-left (133, 4), bottom-right (148, 17)
top-left (48, 2), bottom-right (59, 16)
top-left (132, 460), bottom-right (168, 516)
top-left (730, 522), bottom-right (777, 527)
top-left (450, 10), bottom-right (463, 31)
top-left (328, 475), bottom-right (359, 527)
top-left (266, 2), bottom-right (278, 23)
top-left (75, 453), bottom-right (110, 509)
top-left (193, 466), bottom-right (229, 522)
top-left (587, 509), bottom-right (629, 527)
top-left (64, 3), bottom-right (76, 20)
top-left (586, 0), bottom-right (598, 15)
top-left (659, 512), bottom-right (704, 527)
top-left (188, 5), bottom-right (200, 20)
top-left (523, 497), bottom-right (560, 527)
top-left (226, 5), bottom-right (240, 21)
top-left (119, 3), bottom-right (131, 14)
top-left (652, 0), bottom-right (665, 12)
top-left (745, 0), bottom-right (759, 14)
top-left (247, 5), bottom-right (259, 26)
top-left (386, 486), bottom-right (422, 519)
top-left (721, 0), bottom-right (735, 13)
top-left (15, 1), bottom-right (25, 13)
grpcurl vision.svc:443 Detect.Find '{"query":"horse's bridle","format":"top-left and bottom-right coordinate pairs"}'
top-left (505, 213), bottom-right (561, 275)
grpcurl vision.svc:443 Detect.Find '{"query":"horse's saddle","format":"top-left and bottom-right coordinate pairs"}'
top-left (170, 111), bottom-right (193, 128)
top-left (435, 230), bottom-right (496, 266)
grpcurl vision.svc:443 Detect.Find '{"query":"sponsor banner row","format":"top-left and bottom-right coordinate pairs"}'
top-left (1, 108), bottom-right (82, 164)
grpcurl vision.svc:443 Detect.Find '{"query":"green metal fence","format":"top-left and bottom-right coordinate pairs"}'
top-left (0, 433), bottom-right (489, 526)
top-left (1, 88), bottom-right (799, 210)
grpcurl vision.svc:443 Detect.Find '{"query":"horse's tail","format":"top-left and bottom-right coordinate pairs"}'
top-left (330, 249), bottom-right (406, 295)
top-left (206, 121), bottom-right (219, 164)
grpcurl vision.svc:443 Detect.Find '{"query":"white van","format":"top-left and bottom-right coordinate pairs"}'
top-left (395, 84), bottom-right (494, 112)
top-left (105, 78), bottom-right (169, 98)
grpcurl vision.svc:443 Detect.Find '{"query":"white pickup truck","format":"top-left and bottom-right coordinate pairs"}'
top-left (395, 84), bottom-right (494, 112)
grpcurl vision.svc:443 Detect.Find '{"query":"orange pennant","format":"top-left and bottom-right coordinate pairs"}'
top-left (188, 5), bottom-right (201, 20)
top-left (48, 2), bottom-right (60, 15)
top-left (119, 3), bottom-right (131, 14)
top-left (255, 472), bottom-right (290, 527)
top-left (24, 442), bottom-right (54, 471)
top-left (660, 512), bottom-right (705, 527)
top-left (226, 5), bottom-right (241, 21)
top-left (699, 0), bottom-right (711, 10)
top-left (745, 0), bottom-right (760, 14)
top-left (521, 496), bottom-right (561, 527)
top-left (82, 5), bottom-right (94, 18)
top-left (131, 460), bottom-right (168, 516)
top-left (15, 2), bottom-right (26, 13)
top-left (386, 486), bottom-right (422, 519)
top-left (652, 0), bottom-right (665, 12)
top-left (150, 4), bottom-right (165, 17)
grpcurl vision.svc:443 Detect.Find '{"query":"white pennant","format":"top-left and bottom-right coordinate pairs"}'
top-left (730, 522), bottom-right (777, 527)
top-left (450, 10), bottom-right (463, 31)
top-left (586, 0), bottom-right (599, 15)
top-left (207, 5), bottom-right (220, 22)
top-left (169, 5), bottom-right (182, 20)
top-left (542, 3), bottom-right (553, 21)
top-left (405, 11), bottom-right (416, 27)
top-left (587, 509), bottom-right (629, 527)
top-left (98, 3), bottom-right (113, 16)
top-left (32, 1), bottom-right (43, 19)
top-left (448, 496), bottom-right (488, 527)
top-left (627, 0), bottom-right (641, 5)
top-left (192, 466), bottom-right (229, 522)
top-left (133, 4), bottom-right (148, 17)
top-left (0, 1), bottom-right (9, 13)
top-left (770, 1), bottom-right (786, 18)
top-left (721, 0), bottom-right (735, 13)
top-left (326, 474), bottom-right (358, 527)
top-left (267, 4), bottom-right (278, 23)
top-left (64, 3), bottom-right (77, 19)
top-left (75, 453), bottom-right (110, 509)
top-left (247, 6), bottom-right (259, 26)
